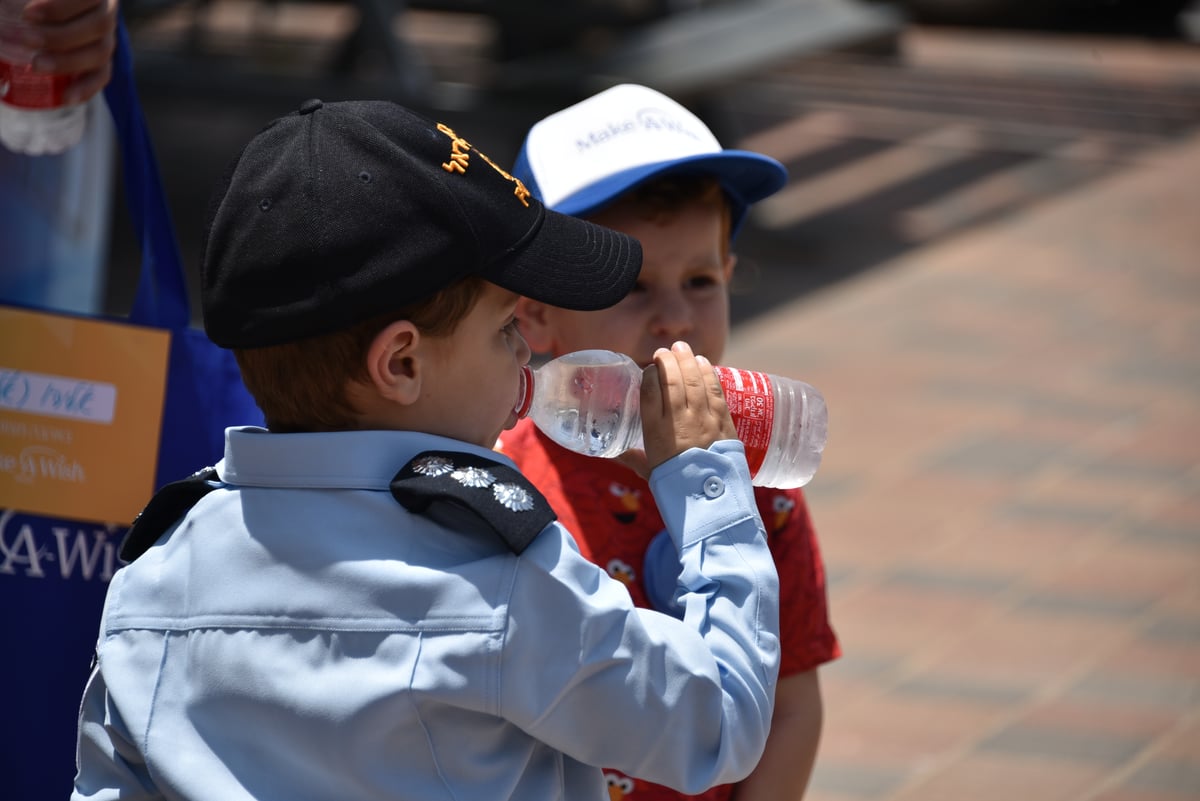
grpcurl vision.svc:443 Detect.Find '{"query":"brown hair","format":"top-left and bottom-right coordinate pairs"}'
top-left (597, 175), bottom-right (733, 258)
top-left (234, 276), bottom-right (488, 432)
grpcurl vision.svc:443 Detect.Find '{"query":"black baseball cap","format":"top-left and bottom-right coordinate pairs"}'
top-left (202, 99), bottom-right (642, 348)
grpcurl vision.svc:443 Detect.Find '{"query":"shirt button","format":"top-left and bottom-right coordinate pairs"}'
top-left (703, 476), bottom-right (725, 498)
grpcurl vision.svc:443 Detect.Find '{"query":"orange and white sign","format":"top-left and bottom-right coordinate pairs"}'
top-left (0, 306), bottom-right (170, 524)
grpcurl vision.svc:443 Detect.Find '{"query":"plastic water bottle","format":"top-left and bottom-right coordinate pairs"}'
top-left (515, 349), bottom-right (828, 488)
top-left (0, 0), bottom-right (86, 155)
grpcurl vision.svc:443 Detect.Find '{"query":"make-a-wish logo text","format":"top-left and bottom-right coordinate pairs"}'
top-left (1, 445), bottom-right (86, 485)
top-left (575, 105), bottom-right (705, 152)
top-left (0, 509), bottom-right (123, 582)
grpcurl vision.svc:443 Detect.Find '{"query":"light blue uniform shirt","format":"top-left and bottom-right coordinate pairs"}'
top-left (73, 428), bottom-right (780, 801)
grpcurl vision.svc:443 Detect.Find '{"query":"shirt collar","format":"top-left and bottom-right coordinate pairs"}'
top-left (218, 426), bottom-right (516, 491)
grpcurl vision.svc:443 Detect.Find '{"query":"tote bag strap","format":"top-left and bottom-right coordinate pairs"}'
top-left (102, 16), bottom-right (191, 330)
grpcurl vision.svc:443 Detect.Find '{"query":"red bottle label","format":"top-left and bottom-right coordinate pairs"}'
top-left (713, 366), bottom-right (774, 476)
top-left (0, 61), bottom-right (71, 109)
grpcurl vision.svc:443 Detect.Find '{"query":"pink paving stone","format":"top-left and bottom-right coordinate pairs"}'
top-left (1096, 638), bottom-right (1200, 681)
top-left (914, 519), bottom-right (1107, 579)
top-left (1091, 789), bottom-right (1197, 801)
top-left (813, 481), bottom-right (952, 526)
top-left (813, 489), bottom-right (982, 554)
top-left (813, 473), bottom-right (978, 521)
top-left (821, 693), bottom-right (1014, 765)
top-left (830, 583), bottom-right (1004, 656)
top-left (805, 390), bottom-right (968, 442)
top-left (821, 670), bottom-right (892, 713)
top-left (882, 461), bottom-right (1024, 508)
top-left (1104, 424), bottom-right (1200, 469)
top-left (920, 612), bottom-right (1128, 687)
top-left (1014, 698), bottom-right (1180, 740)
top-left (1145, 496), bottom-right (1200, 530)
top-left (815, 525), bottom-right (959, 570)
top-left (1153, 717), bottom-right (1200, 761)
top-left (1031, 539), bottom-right (1196, 601)
top-left (1017, 474), bottom-right (1176, 521)
top-left (1151, 584), bottom-right (1200, 621)
top-left (820, 362), bottom-right (999, 405)
top-left (888, 752), bottom-right (1110, 801)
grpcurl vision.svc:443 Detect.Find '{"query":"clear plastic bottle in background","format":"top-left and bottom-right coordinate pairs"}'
top-left (0, 0), bottom-right (86, 155)
top-left (515, 349), bottom-right (829, 489)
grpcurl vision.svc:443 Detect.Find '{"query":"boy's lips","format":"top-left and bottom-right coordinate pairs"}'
top-left (513, 365), bottom-right (533, 418)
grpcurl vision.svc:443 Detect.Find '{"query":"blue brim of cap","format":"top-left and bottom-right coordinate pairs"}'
top-left (550, 150), bottom-right (788, 235)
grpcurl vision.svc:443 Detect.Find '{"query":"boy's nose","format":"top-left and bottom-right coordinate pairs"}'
top-left (650, 292), bottom-right (693, 338)
top-left (514, 327), bottom-right (532, 364)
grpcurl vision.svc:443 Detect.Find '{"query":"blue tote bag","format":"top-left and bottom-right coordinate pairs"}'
top-left (0, 19), bottom-right (262, 797)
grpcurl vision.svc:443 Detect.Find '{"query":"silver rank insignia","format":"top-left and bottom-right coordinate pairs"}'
top-left (493, 483), bottom-right (534, 512)
top-left (390, 450), bottom-right (556, 554)
top-left (451, 466), bottom-right (495, 488)
top-left (412, 455), bottom-right (455, 477)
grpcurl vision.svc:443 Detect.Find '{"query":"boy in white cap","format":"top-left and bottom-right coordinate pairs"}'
top-left (500, 83), bottom-right (840, 801)
top-left (72, 99), bottom-right (782, 801)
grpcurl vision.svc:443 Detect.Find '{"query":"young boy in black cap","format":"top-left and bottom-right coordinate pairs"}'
top-left (71, 99), bottom-right (781, 801)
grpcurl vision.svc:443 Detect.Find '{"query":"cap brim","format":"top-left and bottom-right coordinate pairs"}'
top-left (552, 150), bottom-right (788, 220)
top-left (485, 208), bottom-right (642, 311)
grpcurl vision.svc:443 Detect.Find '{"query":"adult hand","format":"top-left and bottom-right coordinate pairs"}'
top-left (639, 340), bottom-right (737, 473)
top-left (18, 0), bottom-right (118, 103)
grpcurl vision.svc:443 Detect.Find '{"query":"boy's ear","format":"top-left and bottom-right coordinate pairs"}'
top-left (515, 297), bottom-right (555, 354)
top-left (365, 320), bottom-right (423, 405)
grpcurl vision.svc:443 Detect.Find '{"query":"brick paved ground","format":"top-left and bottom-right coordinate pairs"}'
top-left (720, 29), bottom-right (1200, 801)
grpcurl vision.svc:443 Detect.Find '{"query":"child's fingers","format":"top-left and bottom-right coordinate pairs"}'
top-left (670, 341), bottom-right (709, 413)
top-left (695, 354), bottom-right (726, 411)
top-left (641, 359), bottom-right (665, 416)
top-left (696, 355), bottom-right (737, 440)
top-left (652, 344), bottom-right (684, 409)
top-left (640, 350), bottom-right (677, 471)
top-left (642, 343), bottom-right (737, 471)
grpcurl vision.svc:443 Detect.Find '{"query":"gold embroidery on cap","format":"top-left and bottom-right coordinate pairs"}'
top-left (439, 123), bottom-right (471, 174)
top-left (437, 123), bottom-right (532, 208)
top-left (475, 149), bottom-right (532, 208)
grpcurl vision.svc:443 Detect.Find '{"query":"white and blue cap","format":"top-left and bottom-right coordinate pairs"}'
top-left (512, 83), bottom-right (788, 238)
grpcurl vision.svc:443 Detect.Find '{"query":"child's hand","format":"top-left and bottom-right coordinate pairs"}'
top-left (640, 341), bottom-right (737, 473)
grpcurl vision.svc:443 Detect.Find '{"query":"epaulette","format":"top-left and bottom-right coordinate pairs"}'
top-left (119, 467), bottom-right (220, 562)
top-left (390, 451), bottom-right (556, 554)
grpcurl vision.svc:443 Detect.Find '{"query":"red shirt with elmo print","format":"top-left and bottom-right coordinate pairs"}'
top-left (498, 420), bottom-right (840, 801)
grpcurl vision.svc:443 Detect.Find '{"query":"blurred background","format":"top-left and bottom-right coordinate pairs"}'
top-left (109, 2), bottom-right (1199, 799)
